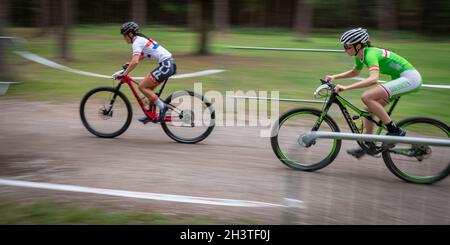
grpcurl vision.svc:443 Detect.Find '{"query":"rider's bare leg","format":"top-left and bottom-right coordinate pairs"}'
top-left (361, 85), bottom-right (391, 124)
top-left (348, 86), bottom-right (399, 158)
top-left (138, 73), bottom-right (168, 123)
top-left (361, 85), bottom-right (404, 135)
top-left (138, 73), bottom-right (158, 107)
top-left (363, 98), bottom-right (389, 134)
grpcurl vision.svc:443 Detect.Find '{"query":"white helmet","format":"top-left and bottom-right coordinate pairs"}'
top-left (340, 28), bottom-right (369, 45)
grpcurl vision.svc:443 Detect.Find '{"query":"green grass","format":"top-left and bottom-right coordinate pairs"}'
top-left (3, 25), bottom-right (450, 123)
top-left (0, 199), bottom-right (253, 224)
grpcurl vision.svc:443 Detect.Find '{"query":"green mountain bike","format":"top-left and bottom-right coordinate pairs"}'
top-left (271, 79), bottom-right (450, 184)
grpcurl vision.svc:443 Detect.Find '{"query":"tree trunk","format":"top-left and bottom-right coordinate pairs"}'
top-left (418, 0), bottom-right (433, 34)
top-left (213, 0), bottom-right (229, 32)
top-left (197, 0), bottom-right (210, 55)
top-left (376, 0), bottom-right (398, 31)
top-left (188, 0), bottom-right (200, 31)
top-left (294, 0), bottom-right (313, 39)
top-left (59, 0), bottom-right (73, 61)
top-left (0, 22), bottom-right (5, 79)
top-left (0, 0), bottom-right (9, 78)
top-left (263, 0), bottom-right (271, 27)
top-left (131, 0), bottom-right (147, 26)
top-left (35, 0), bottom-right (51, 36)
top-left (0, 0), bottom-right (10, 26)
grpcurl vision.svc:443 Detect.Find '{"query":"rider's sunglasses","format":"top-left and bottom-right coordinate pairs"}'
top-left (343, 44), bottom-right (352, 50)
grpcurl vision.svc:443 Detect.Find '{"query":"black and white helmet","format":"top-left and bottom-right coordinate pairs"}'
top-left (340, 28), bottom-right (369, 45)
top-left (120, 21), bottom-right (139, 35)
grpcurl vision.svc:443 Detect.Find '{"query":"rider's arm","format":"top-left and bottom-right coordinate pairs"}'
top-left (344, 73), bottom-right (379, 90)
top-left (327, 55), bottom-right (364, 81)
top-left (123, 54), bottom-right (141, 76)
top-left (330, 69), bottom-right (361, 80)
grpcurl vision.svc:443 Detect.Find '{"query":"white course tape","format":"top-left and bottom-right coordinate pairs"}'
top-left (16, 51), bottom-right (111, 78)
top-left (227, 46), bottom-right (344, 53)
top-left (172, 69), bottom-right (226, 79)
top-left (15, 51), bottom-right (226, 80)
top-left (418, 84), bottom-right (450, 89)
top-left (0, 178), bottom-right (288, 208)
top-left (227, 95), bottom-right (325, 104)
top-left (352, 76), bottom-right (450, 89)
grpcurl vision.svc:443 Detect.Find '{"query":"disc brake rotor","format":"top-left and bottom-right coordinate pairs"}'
top-left (180, 110), bottom-right (194, 126)
top-left (412, 145), bottom-right (432, 161)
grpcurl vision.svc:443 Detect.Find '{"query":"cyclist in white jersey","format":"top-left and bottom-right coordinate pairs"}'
top-left (117, 22), bottom-right (177, 123)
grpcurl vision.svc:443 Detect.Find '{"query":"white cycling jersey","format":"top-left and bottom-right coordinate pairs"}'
top-left (132, 36), bottom-right (172, 63)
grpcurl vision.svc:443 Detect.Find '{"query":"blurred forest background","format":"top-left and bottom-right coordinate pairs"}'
top-left (3, 0), bottom-right (449, 33)
top-left (0, 0), bottom-right (448, 61)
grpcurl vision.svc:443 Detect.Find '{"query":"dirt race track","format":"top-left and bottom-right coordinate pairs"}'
top-left (0, 99), bottom-right (449, 224)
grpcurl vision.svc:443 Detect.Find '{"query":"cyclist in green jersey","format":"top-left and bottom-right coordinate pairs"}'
top-left (325, 28), bottom-right (423, 159)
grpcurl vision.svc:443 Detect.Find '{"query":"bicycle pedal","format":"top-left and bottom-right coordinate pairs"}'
top-left (381, 143), bottom-right (396, 150)
top-left (346, 148), bottom-right (366, 159)
top-left (372, 153), bottom-right (382, 158)
top-left (138, 118), bottom-right (151, 125)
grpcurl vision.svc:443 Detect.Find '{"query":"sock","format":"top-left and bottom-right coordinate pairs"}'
top-left (385, 121), bottom-right (399, 133)
top-left (154, 98), bottom-right (165, 109)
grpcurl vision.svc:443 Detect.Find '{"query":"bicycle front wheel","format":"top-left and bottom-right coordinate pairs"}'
top-left (79, 86), bottom-right (132, 138)
top-left (271, 107), bottom-right (341, 171)
top-left (382, 117), bottom-right (450, 184)
top-left (161, 90), bottom-right (215, 144)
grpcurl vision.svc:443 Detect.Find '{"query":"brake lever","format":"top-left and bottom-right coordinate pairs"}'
top-left (319, 79), bottom-right (335, 90)
top-left (112, 69), bottom-right (125, 79)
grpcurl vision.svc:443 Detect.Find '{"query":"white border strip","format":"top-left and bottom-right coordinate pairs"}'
top-left (15, 51), bottom-right (226, 80)
top-left (0, 178), bottom-right (288, 208)
top-left (353, 76), bottom-right (450, 89)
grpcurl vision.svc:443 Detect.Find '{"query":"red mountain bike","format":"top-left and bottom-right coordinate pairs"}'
top-left (79, 66), bottom-right (215, 144)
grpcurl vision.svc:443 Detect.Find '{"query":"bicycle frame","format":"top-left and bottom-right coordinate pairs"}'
top-left (111, 75), bottom-right (174, 122)
top-left (313, 89), bottom-right (400, 149)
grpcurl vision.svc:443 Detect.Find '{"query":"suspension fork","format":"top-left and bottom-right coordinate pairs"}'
top-left (106, 82), bottom-right (124, 111)
top-left (313, 95), bottom-right (335, 131)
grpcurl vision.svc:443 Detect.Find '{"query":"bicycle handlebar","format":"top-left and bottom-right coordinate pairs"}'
top-left (111, 64), bottom-right (131, 80)
top-left (112, 69), bottom-right (125, 79)
top-left (319, 79), bottom-right (336, 90)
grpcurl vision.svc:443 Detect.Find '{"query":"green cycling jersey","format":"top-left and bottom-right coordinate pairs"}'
top-left (353, 47), bottom-right (415, 79)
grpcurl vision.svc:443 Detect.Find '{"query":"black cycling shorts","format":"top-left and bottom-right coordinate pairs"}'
top-left (151, 57), bottom-right (177, 84)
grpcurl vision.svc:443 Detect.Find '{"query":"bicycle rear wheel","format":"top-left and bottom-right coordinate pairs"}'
top-left (79, 86), bottom-right (132, 138)
top-left (161, 90), bottom-right (215, 144)
top-left (271, 107), bottom-right (341, 171)
top-left (382, 117), bottom-right (450, 184)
